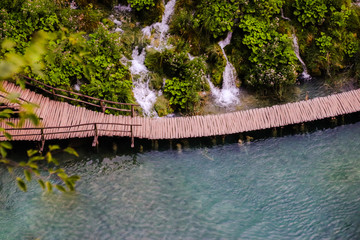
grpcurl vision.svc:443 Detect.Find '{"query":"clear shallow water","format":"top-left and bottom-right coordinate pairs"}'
top-left (1, 123), bottom-right (360, 239)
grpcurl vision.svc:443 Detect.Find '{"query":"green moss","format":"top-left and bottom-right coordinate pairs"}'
top-left (154, 95), bottom-right (173, 117)
top-left (206, 44), bottom-right (226, 87)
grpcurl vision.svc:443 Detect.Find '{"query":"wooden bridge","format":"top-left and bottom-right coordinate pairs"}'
top-left (1, 80), bottom-right (360, 147)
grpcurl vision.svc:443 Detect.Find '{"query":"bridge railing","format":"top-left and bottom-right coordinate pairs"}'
top-left (3, 122), bottom-right (141, 150)
top-left (19, 75), bottom-right (139, 117)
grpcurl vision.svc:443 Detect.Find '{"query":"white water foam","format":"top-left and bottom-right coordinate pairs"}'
top-left (70, 0), bottom-right (77, 9)
top-left (130, 47), bottom-right (158, 117)
top-left (114, 4), bottom-right (132, 12)
top-left (292, 34), bottom-right (311, 80)
top-left (208, 32), bottom-right (239, 107)
top-left (130, 0), bottom-right (178, 115)
top-left (141, 0), bottom-right (177, 47)
top-left (188, 53), bottom-right (195, 61)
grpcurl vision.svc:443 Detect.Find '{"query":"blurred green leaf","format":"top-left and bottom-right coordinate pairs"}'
top-left (0, 142), bottom-right (12, 149)
top-left (24, 169), bottom-right (32, 181)
top-left (38, 179), bottom-right (45, 190)
top-left (49, 145), bottom-right (60, 151)
top-left (0, 146), bottom-right (7, 158)
top-left (27, 149), bottom-right (38, 157)
top-left (45, 181), bottom-right (53, 192)
top-left (64, 147), bottom-right (78, 157)
top-left (55, 185), bottom-right (66, 192)
top-left (29, 155), bottom-right (44, 162)
top-left (16, 177), bottom-right (27, 192)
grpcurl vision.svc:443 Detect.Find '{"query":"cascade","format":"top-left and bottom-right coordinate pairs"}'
top-left (70, 0), bottom-right (77, 9)
top-left (208, 32), bottom-right (240, 107)
top-left (142, 0), bottom-right (177, 47)
top-left (130, 47), bottom-right (158, 116)
top-left (129, 0), bottom-right (177, 116)
top-left (114, 4), bottom-right (132, 12)
top-left (292, 34), bottom-right (311, 80)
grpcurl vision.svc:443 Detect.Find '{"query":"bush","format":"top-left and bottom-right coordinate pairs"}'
top-left (239, 15), bottom-right (298, 97)
top-left (193, 0), bottom-right (240, 38)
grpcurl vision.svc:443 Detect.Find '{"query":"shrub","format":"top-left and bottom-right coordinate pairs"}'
top-left (239, 15), bottom-right (298, 96)
top-left (193, 0), bottom-right (240, 38)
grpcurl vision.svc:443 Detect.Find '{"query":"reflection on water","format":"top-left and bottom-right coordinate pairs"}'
top-left (1, 122), bottom-right (360, 239)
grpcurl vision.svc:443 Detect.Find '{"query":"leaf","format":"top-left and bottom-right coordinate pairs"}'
top-left (32, 169), bottom-right (40, 176)
top-left (0, 159), bottom-right (10, 164)
top-left (64, 147), bottom-right (79, 157)
top-left (45, 181), bottom-right (53, 192)
top-left (0, 146), bottom-right (7, 158)
top-left (29, 155), bottom-right (44, 162)
top-left (68, 175), bottom-right (80, 182)
top-left (5, 122), bottom-right (15, 127)
top-left (4, 132), bottom-right (12, 140)
top-left (27, 113), bottom-right (40, 126)
top-left (48, 145), bottom-right (60, 151)
top-left (38, 179), bottom-right (45, 189)
top-left (55, 185), bottom-right (66, 192)
top-left (46, 152), bottom-right (53, 163)
top-left (6, 92), bottom-right (20, 102)
top-left (27, 149), bottom-right (38, 157)
top-left (1, 39), bottom-right (16, 50)
top-left (57, 172), bottom-right (68, 180)
top-left (65, 180), bottom-right (75, 191)
top-left (16, 177), bottom-right (27, 192)
top-left (24, 169), bottom-right (32, 181)
top-left (0, 142), bottom-right (12, 150)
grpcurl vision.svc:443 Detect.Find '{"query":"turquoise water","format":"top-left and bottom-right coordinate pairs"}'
top-left (1, 123), bottom-right (360, 239)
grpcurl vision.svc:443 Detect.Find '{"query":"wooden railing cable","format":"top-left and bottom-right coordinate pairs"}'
top-left (19, 75), bottom-right (139, 116)
top-left (4, 122), bottom-right (141, 150)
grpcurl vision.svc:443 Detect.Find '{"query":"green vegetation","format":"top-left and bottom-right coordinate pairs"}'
top-left (0, 0), bottom-right (359, 116)
top-left (0, 33), bottom-right (80, 193)
top-left (1, 0), bottom-right (136, 114)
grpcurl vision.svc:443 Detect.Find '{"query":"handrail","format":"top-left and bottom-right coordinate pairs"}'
top-left (3, 122), bottom-right (141, 149)
top-left (19, 75), bottom-right (139, 116)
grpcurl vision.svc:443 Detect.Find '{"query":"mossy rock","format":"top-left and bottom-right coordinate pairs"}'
top-left (149, 72), bottom-right (164, 91)
top-left (154, 95), bottom-right (173, 117)
top-left (206, 44), bottom-right (226, 87)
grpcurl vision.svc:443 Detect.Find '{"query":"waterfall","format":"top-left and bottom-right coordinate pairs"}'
top-left (129, 0), bottom-right (178, 116)
top-left (142, 0), bottom-right (177, 47)
top-left (292, 34), bottom-right (311, 80)
top-left (208, 32), bottom-right (240, 107)
top-left (130, 0), bottom-right (177, 116)
top-left (114, 4), bottom-right (132, 12)
top-left (130, 47), bottom-right (158, 116)
top-left (188, 53), bottom-right (195, 61)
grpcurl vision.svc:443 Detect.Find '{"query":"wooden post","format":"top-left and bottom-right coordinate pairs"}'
top-left (131, 105), bottom-right (135, 117)
top-left (100, 100), bottom-right (106, 113)
top-left (40, 128), bottom-right (45, 153)
top-left (169, 140), bottom-right (173, 150)
top-left (130, 105), bottom-right (135, 148)
top-left (272, 128), bottom-right (277, 137)
top-left (154, 140), bottom-right (159, 150)
top-left (92, 123), bottom-right (98, 147)
top-left (300, 123), bottom-right (305, 133)
top-left (52, 89), bottom-right (56, 100)
top-left (131, 124), bottom-right (134, 148)
top-left (211, 137), bottom-right (216, 145)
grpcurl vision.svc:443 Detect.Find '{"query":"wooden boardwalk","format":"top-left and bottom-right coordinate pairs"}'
top-left (1, 81), bottom-right (360, 143)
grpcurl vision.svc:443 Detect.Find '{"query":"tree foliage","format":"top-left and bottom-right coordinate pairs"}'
top-left (0, 33), bottom-right (80, 193)
top-left (127, 0), bottom-right (156, 11)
